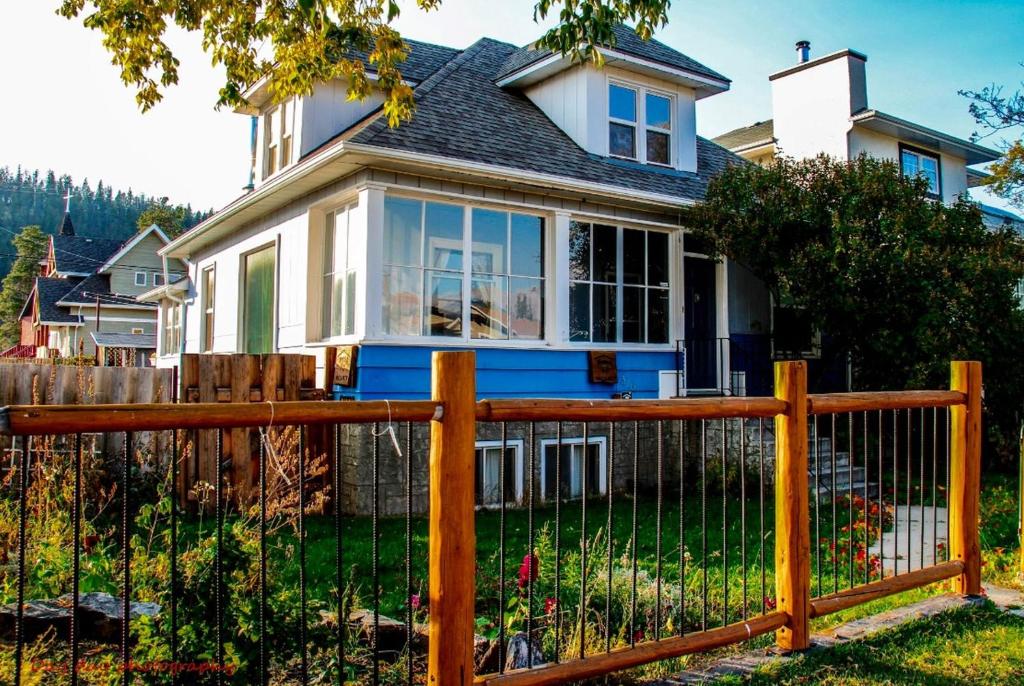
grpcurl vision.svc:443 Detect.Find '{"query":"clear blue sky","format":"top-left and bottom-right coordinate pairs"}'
top-left (1, 1), bottom-right (1021, 212)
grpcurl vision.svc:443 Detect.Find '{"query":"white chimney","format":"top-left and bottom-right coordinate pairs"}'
top-left (769, 47), bottom-right (868, 161)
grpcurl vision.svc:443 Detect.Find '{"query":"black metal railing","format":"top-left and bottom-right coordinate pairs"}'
top-left (0, 401), bottom-right (437, 686)
top-left (675, 337), bottom-right (773, 398)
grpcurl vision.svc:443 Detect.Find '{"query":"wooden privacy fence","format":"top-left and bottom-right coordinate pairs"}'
top-left (0, 355), bottom-right (982, 686)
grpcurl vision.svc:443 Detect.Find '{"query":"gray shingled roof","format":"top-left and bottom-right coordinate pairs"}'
top-left (349, 38), bottom-right (744, 203)
top-left (497, 24), bottom-right (728, 83)
top-left (34, 277), bottom-right (81, 324)
top-left (91, 332), bottom-right (157, 349)
top-left (51, 235), bottom-right (125, 274)
top-left (349, 38), bottom-right (460, 83)
top-left (712, 120), bottom-right (775, 151)
top-left (58, 273), bottom-right (156, 309)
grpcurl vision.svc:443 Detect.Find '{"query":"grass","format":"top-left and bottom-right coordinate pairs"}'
top-left (721, 602), bottom-right (1024, 685)
top-left (714, 472), bottom-right (1024, 684)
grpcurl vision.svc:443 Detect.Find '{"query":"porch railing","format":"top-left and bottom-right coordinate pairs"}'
top-left (0, 355), bottom-right (982, 685)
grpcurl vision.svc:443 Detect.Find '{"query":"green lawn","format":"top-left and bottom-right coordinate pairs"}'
top-left (721, 602), bottom-right (1024, 685)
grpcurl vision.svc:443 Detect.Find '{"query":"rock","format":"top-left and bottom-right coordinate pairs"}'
top-left (475, 636), bottom-right (501, 674)
top-left (0, 593), bottom-right (161, 644)
top-left (0, 600), bottom-right (70, 641)
top-left (62, 592), bottom-right (161, 642)
top-left (505, 632), bottom-right (544, 671)
top-left (348, 610), bottom-right (412, 654)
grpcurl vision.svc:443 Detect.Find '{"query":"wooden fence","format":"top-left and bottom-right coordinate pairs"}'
top-left (0, 355), bottom-right (982, 686)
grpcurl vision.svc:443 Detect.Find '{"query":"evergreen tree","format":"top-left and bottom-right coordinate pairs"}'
top-left (0, 225), bottom-right (49, 348)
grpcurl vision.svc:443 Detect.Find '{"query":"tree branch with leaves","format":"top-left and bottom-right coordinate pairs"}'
top-left (961, 68), bottom-right (1024, 209)
top-left (58, 0), bottom-right (670, 126)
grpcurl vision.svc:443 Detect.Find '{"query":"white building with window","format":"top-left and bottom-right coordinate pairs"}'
top-left (152, 25), bottom-right (750, 403)
top-left (713, 42), bottom-right (1000, 204)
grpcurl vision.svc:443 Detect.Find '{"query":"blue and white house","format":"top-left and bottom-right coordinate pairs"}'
top-left (151, 26), bottom-right (756, 402)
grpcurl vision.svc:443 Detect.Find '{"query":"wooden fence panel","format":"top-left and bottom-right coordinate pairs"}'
top-left (179, 353), bottom-right (323, 507)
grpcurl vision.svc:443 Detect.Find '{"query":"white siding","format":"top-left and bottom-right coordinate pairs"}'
top-left (524, 65), bottom-right (699, 173)
top-left (849, 127), bottom-right (968, 204)
top-left (298, 80), bottom-right (386, 158)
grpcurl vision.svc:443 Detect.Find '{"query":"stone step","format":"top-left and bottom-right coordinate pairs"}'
top-left (814, 480), bottom-right (879, 501)
top-left (811, 467), bottom-right (866, 488)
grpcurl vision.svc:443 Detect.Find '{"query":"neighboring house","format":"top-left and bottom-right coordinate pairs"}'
top-left (14, 213), bottom-right (187, 365)
top-left (979, 203), bottom-right (1024, 234)
top-left (712, 41), bottom-right (1005, 389)
top-left (151, 25), bottom-right (761, 401)
top-left (714, 42), bottom-right (1001, 204)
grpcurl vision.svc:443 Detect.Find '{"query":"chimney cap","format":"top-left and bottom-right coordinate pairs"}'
top-left (795, 40), bottom-right (811, 63)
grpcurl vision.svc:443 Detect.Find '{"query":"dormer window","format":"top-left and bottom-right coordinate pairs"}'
top-left (900, 144), bottom-right (941, 197)
top-left (264, 99), bottom-right (294, 179)
top-left (608, 82), bottom-right (673, 166)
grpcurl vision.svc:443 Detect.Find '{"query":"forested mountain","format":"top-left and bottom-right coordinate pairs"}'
top-left (0, 165), bottom-right (208, 276)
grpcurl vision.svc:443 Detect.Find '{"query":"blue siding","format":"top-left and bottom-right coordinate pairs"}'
top-left (341, 346), bottom-right (679, 400)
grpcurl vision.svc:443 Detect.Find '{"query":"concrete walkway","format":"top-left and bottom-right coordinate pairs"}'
top-left (867, 504), bottom-right (948, 575)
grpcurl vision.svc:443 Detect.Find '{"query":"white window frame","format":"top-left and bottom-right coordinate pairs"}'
top-left (162, 301), bottom-right (181, 357)
top-left (381, 195), bottom-right (547, 344)
top-left (201, 265), bottom-right (216, 353)
top-left (263, 99), bottom-right (294, 180)
top-left (134, 271), bottom-right (147, 287)
top-left (322, 202), bottom-right (360, 340)
top-left (153, 272), bottom-right (166, 286)
top-left (131, 327), bottom-right (144, 335)
top-left (475, 439), bottom-right (525, 508)
top-left (608, 79), bottom-right (675, 167)
top-left (899, 145), bottom-right (941, 197)
top-left (539, 436), bottom-right (608, 501)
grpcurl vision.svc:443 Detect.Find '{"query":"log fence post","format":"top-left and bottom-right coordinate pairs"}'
top-left (427, 351), bottom-right (477, 685)
top-left (774, 360), bottom-right (811, 651)
top-left (950, 360), bottom-right (982, 595)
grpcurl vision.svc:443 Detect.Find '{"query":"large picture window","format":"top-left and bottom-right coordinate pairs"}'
top-left (541, 438), bottom-right (607, 501)
top-left (569, 222), bottom-right (670, 343)
top-left (322, 203), bottom-right (358, 338)
top-left (382, 196), bottom-right (545, 340)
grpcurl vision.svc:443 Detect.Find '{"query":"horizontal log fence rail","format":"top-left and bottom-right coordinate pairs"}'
top-left (0, 354), bottom-right (981, 686)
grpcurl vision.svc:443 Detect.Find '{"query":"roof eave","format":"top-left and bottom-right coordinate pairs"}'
top-left (163, 139), bottom-right (697, 258)
top-left (496, 48), bottom-right (730, 98)
top-left (729, 139), bottom-right (776, 156)
top-left (851, 110), bottom-right (1001, 165)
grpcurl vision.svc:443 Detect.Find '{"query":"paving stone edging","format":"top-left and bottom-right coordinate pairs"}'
top-left (651, 583), bottom-right (1024, 685)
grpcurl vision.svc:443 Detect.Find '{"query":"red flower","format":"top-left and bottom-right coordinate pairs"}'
top-left (633, 629), bottom-right (645, 643)
top-left (410, 594), bottom-right (421, 611)
top-left (544, 597), bottom-right (557, 615)
top-left (518, 553), bottom-right (539, 589)
top-left (83, 534), bottom-right (100, 554)
top-left (764, 597), bottom-right (777, 610)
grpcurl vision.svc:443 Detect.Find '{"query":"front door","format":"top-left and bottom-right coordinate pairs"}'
top-left (243, 245), bottom-right (276, 354)
top-left (684, 257), bottom-right (718, 391)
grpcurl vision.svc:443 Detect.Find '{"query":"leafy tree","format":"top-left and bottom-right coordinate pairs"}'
top-left (137, 198), bottom-right (188, 237)
top-left (0, 226), bottom-right (50, 348)
top-left (686, 154), bottom-right (1024, 463)
top-left (961, 69), bottom-right (1024, 209)
top-left (58, 0), bottom-right (671, 122)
